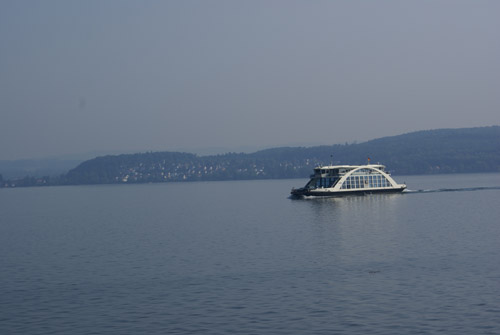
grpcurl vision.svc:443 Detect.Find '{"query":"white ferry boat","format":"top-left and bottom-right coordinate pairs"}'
top-left (291, 164), bottom-right (406, 197)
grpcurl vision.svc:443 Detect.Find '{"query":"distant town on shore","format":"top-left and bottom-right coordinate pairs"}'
top-left (1, 126), bottom-right (499, 188)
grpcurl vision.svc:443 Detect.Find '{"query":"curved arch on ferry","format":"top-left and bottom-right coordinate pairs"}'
top-left (336, 166), bottom-right (397, 189)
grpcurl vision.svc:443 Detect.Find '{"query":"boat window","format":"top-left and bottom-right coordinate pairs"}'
top-left (316, 177), bottom-right (337, 188)
top-left (330, 177), bottom-right (339, 187)
top-left (306, 179), bottom-right (317, 188)
top-left (340, 172), bottom-right (393, 189)
top-left (381, 176), bottom-right (389, 187)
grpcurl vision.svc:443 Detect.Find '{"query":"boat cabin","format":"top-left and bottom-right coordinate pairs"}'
top-left (306, 165), bottom-right (394, 190)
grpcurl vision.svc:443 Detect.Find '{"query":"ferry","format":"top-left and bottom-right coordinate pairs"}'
top-left (291, 164), bottom-right (406, 197)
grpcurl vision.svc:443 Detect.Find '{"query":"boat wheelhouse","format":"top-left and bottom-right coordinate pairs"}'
top-left (291, 164), bottom-right (406, 197)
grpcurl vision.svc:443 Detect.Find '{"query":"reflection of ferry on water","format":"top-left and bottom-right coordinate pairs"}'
top-left (291, 164), bottom-right (406, 197)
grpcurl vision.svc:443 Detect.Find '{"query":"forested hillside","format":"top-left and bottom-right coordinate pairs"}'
top-left (60, 126), bottom-right (500, 185)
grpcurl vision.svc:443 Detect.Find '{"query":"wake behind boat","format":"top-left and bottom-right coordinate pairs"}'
top-left (291, 163), bottom-right (406, 197)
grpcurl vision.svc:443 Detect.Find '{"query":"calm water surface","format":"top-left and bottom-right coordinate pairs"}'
top-left (1, 174), bottom-right (500, 334)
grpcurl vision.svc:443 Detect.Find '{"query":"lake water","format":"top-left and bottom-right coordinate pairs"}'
top-left (1, 173), bottom-right (500, 334)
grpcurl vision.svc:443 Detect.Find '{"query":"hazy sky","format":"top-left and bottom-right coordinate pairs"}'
top-left (1, 0), bottom-right (499, 160)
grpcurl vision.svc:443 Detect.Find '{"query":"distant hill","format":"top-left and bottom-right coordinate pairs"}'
top-left (60, 126), bottom-right (500, 185)
top-left (0, 158), bottom-right (83, 179)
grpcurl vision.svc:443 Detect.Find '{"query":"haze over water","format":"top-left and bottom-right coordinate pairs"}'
top-left (1, 173), bottom-right (500, 334)
top-left (1, 1), bottom-right (499, 160)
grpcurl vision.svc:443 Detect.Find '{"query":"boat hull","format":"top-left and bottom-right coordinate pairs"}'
top-left (290, 187), bottom-right (406, 198)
